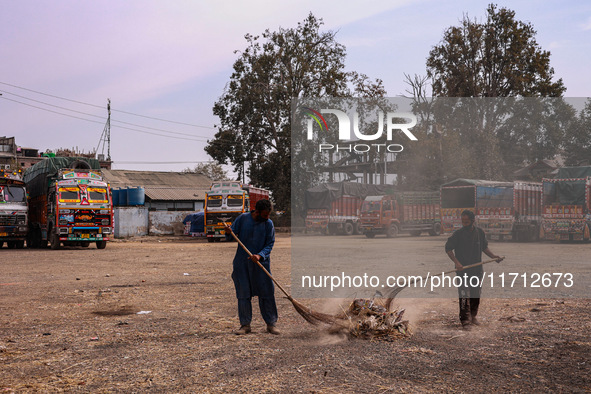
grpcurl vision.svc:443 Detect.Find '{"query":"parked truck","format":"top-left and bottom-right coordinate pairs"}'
top-left (0, 169), bottom-right (28, 248)
top-left (204, 181), bottom-right (270, 242)
top-left (360, 192), bottom-right (441, 238)
top-left (24, 157), bottom-right (113, 249)
top-left (541, 166), bottom-right (591, 242)
top-left (304, 182), bottom-right (388, 236)
top-left (441, 179), bottom-right (543, 241)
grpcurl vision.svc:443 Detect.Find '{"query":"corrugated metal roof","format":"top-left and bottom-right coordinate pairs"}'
top-left (103, 170), bottom-right (212, 201)
top-left (144, 187), bottom-right (206, 201)
top-left (102, 169), bottom-right (212, 189)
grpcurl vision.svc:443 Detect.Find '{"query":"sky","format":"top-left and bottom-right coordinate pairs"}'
top-left (1, 0), bottom-right (590, 176)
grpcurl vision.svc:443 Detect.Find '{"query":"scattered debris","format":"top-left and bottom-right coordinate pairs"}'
top-left (331, 299), bottom-right (410, 340)
top-left (137, 311), bottom-right (152, 315)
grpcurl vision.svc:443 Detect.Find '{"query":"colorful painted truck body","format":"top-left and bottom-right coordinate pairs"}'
top-left (541, 166), bottom-right (591, 242)
top-left (441, 179), bottom-right (542, 241)
top-left (359, 192), bottom-right (441, 238)
top-left (304, 182), bottom-right (388, 236)
top-left (0, 170), bottom-right (28, 248)
top-left (24, 157), bottom-right (113, 249)
top-left (204, 181), bottom-right (270, 241)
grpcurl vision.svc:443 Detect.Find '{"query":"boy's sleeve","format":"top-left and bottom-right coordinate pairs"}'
top-left (257, 220), bottom-right (275, 261)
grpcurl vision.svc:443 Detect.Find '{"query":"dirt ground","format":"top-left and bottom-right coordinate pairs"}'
top-left (1, 234), bottom-right (590, 393)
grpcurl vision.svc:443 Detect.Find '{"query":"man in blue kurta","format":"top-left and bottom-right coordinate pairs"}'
top-left (225, 199), bottom-right (278, 335)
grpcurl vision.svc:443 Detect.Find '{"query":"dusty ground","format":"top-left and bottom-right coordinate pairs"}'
top-left (1, 235), bottom-right (590, 393)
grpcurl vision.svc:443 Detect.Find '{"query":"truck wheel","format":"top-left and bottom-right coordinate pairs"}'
top-left (50, 229), bottom-right (61, 250)
top-left (409, 230), bottom-right (421, 237)
top-left (354, 222), bottom-right (363, 235)
top-left (344, 222), bottom-right (354, 236)
top-left (15, 240), bottom-right (25, 249)
top-left (96, 240), bottom-right (107, 249)
top-left (386, 224), bottom-right (399, 238)
top-left (365, 232), bottom-right (375, 238)
top-left (0, 241), bottom-right (3, 248)
top-left (429, 223), bottom-right (442, 236)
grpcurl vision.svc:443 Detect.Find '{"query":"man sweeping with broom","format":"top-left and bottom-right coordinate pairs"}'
top-left (445, 210), bottom-right (503, 330)
top-left (224, 199), bottom-right (280, 335)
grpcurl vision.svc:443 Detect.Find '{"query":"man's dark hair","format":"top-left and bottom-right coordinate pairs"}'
top-left (461, 209), bottom-right (475, 221)
top-left (255, 199), bottom-right (272, 212)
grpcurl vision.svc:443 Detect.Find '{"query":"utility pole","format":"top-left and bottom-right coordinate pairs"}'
top-left (95, 98), bottom-right (112, 162)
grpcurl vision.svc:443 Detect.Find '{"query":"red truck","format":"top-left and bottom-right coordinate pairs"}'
top-left (304, 182), bottom-right (387, 236)
top-left (541, 166), bottom-right (591, 242)
top-left (441, 179), bottom-right (542, 241)
top-left (359, 192), bottom-right (441, 238)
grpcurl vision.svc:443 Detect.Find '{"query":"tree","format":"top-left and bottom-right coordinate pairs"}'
top-left (408, 4), bottom-right (569, 183)
top-left (206, 13), bottom-right (383, 212)
top-left (426, 4), bottom-right (565, 97)
top-left (564, 99), bottom-right (591, 166)
top-left (183, 162), bottom-right (229, 181)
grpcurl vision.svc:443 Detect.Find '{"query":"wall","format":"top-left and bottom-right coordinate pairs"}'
top-left (148, 210), bottom-right (195, 235)
top-left (114, 206), bottom-right (149, 237)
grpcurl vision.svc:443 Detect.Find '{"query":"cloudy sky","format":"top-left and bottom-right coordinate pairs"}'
top-left (1, 0), bottom-right (590, 175)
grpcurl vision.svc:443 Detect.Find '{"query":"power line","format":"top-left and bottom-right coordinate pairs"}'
top-left (0, 89), bottom-right (213, 138)
top-left (0, 81), bottom-right (216, 129)
top-left (0, 95), bottom-right (215, 142)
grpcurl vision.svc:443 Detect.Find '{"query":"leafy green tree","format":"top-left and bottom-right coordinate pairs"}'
top-left (207, 13), bottom-right (383, 212)
top-left (564, 99), bottom-right (591, 166)
top-left (406, 4), bottom-right (569, 184)
top-left (426, 4), bottom-right (565, 97)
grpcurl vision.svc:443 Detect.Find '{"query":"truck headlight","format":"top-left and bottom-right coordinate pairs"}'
top-left (102, 227), bottom-right (111, 234)
top-left (101, 219), bottom-right (110, 225)
top-left (59, 228), bottom-right (69, 234)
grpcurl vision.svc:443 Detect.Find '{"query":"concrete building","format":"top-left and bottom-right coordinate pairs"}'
top-left (101, 169), bottom-right (213, 236)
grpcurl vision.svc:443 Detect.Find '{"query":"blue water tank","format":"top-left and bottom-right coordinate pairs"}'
top-left (119, 187), bottom-right (128, 206)
top-left (127, 187), bottom-right (145, 206)
top-left (112, 188), bottom-right (120, 206)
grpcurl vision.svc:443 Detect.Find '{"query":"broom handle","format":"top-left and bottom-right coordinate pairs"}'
top-left (406, 257), bottom-right (505, 288)
top-left (224, 224), bottom-right (293, 300)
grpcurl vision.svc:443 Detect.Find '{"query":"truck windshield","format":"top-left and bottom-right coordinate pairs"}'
top-left (226, 195), bottom-right (243, 208)
top-left (207, 195), bottom-right (222, 208)
top-left (59, 187), bottom-right (80, 202)
top-left (362, 201), bottom-right (381, 212)
top-left (88, 187), bottom-right (108, 203)
top-left (4, 186), bottom-right (26, 202)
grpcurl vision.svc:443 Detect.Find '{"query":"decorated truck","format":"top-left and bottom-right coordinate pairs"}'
top-left (304, 182), bottom-right (388, 236)
top-left (360, 192), bottom-right (441, 238)
top-left (441, 179), bottom-right (543, 241)
top-left (24, 157), bottom-right (113, 249)
top-left (0, 169), bottom-right (28, 248)
top-left (204, 181), bottom-right (270, 242)
top-left (541, 166), bottom-right (591, 242)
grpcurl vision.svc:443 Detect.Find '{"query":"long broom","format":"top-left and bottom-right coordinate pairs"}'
top-left (383, 257), bottom-right (505, 310)
top-left (224, 223), bottom-right (335, 325)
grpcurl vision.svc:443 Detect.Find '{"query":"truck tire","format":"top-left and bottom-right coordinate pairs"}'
top-left (15, 240), bottom-right (25, 249)
top-left (386, 224), bottom-right (399, 238)
top-left (365, 232), bottom-right (375, 238)
top-left (354, 222), bottom-right (363, 235)
top-left (50, 229), bottom-right (61, 250)
top-left (344, 222), bottom-right (354, 236)
top-left (429, 223), bottom-right (442, 236)
top-left (0, 241), bottom-right (3, 248)
top-left (96, 240), bottom-right (107, 249)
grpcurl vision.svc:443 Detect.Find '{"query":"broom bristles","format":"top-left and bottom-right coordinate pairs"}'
top-left (289, 297), bottom-right (336, 325)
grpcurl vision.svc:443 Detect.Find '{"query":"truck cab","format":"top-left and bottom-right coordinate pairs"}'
top-left (0, 171), bottom-right (28, 248)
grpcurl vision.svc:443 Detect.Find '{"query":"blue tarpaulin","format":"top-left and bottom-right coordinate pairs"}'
top-left (183, 212), bottom-right (205, 233)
